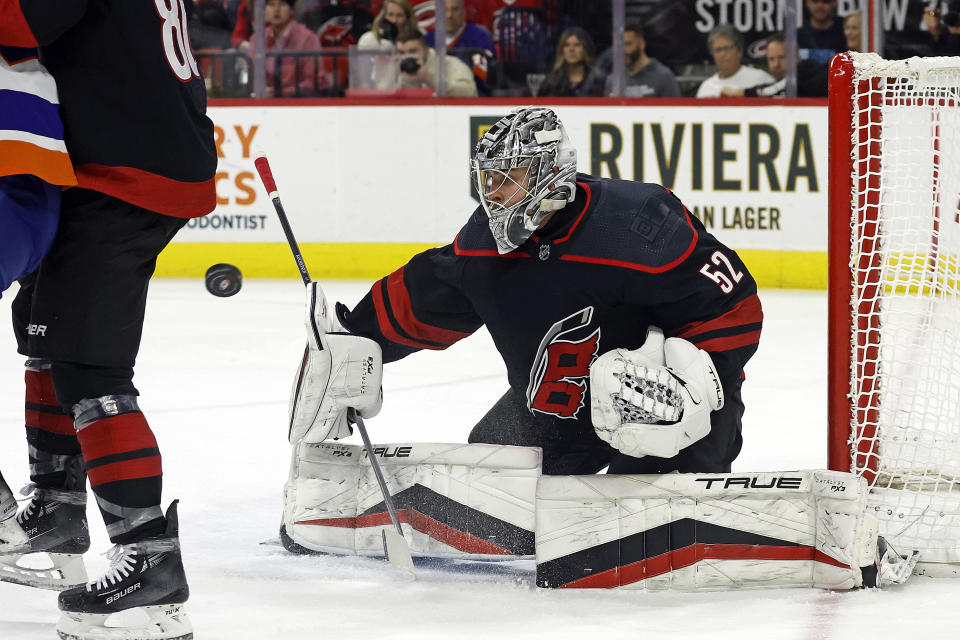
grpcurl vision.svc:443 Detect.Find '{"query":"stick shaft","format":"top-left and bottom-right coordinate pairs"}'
top-left (354, 415), bottom-right (404, 536)
top-left (254, 156), bottom-right (311, 285)
top-left (273, 197), bottom-right (311, 286)
top-left (254, 152), bottom-right (408, 541)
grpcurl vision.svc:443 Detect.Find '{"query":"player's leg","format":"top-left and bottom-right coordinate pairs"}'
top-left (0, 352), bottom-right (90, 590)
top-left (20, 188), bottom-right (191, 637)
top-left (468, 387), bottom-right (614, 475)
top-left (0, 176), bottom-right (90, 590)
top-left (606, 378), bottom-right (745, 474)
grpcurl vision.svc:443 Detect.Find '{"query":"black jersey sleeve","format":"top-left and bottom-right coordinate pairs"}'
top-left (627, 191), bottom-right (762, 381)
top-left (338, 244), bottom-right (484, 363)
top-left (18, 1), bottom-right (87, 46)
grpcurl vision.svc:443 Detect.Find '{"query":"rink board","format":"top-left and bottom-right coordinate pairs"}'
top-left (159, 101), bottom-right (828, 289)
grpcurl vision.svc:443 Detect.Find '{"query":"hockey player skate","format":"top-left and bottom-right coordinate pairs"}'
top-left (0, 479), bottom-right (29, 549)
top-left (0, 485), bottom-right (89, 590)
top-left (56, 500), bottom-right (192, 640)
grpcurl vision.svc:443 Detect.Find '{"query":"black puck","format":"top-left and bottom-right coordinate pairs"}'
top-left (205, 263), bottom-right (242, 297)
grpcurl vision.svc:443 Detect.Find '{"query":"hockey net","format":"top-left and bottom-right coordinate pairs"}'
top-left (828, 52), bottom-right (960, 573)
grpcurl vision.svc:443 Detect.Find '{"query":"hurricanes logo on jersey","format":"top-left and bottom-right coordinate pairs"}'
top-left (525, 307), bottom-right (600, 419)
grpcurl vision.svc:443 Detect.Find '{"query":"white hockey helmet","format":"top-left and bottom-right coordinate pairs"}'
top-left (471, 107), bottom-right (577, 253)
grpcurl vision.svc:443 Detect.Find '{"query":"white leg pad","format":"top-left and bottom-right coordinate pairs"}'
top-left (284, 442), bottom-right (541, 559)
top-left (535, 470), bottom-right (879, 590)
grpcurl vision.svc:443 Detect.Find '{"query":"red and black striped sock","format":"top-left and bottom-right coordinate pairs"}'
top-left (74, 396), bottom-right (165, 544)
top-left (24, 360), bottom-right (84, 490)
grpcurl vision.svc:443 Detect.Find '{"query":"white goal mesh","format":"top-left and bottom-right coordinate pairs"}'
top-left (843, 53), bottom-right (960, 566)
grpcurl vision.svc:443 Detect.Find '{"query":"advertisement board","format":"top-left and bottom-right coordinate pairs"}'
top-left (161, 101), bottom-right (828, 288)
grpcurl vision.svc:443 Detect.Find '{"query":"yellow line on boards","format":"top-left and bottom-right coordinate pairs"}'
top-left (156, 243), bottom-right (828, 290)
top-left (155, 243), bottom-right (439, 280)
top-left (736, 250), bottom-right (827, 290)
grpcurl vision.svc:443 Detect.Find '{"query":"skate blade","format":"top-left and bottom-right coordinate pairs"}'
top-left (57, 604), bottom-right (193, 640)
top-left (0, 552), bottom-right (87, 590)
top-left (382, 529), bottom-right (415, 575)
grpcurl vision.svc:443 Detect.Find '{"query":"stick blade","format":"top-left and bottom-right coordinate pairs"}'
top-left (382, 529), bottom-right (415, 575)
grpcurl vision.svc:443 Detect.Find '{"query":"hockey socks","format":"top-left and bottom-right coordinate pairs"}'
top-left (1, 363), bottom-right (90, 590)
top-left (74, 396), bottom-right (165, 544)
top-left (25, 360), bottom-right (84, 490)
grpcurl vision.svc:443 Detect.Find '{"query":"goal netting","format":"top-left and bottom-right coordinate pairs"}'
top-left (828, 52), bottom-right (960, 573)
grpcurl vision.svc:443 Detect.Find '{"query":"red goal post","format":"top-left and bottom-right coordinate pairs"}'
top-left (827, 52), bottom-right (960, 575)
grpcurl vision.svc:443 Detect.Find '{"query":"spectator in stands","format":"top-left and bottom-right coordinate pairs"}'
top-left (538, 27), bottom-right (605, 98)
top-left (844, 12), bottom-right (862, 52)
top-left (396, 28), bottom-right (478, 96)
top-left (602, 22), bottom-right (679, 97)
top-left (923, 3), bottom-right (960, 57)
top-left (358, 0), bottom-right (415, 52)
top-left (697, 25), bottom-right (774, 98)
top-left (225, 0), bottom-right (244, 29)
top-left (231, 0), bottom-right (252, 48)
top-left (249, 0), bottom-right (329, 97)
top-left (356, 0), bottom-right (415, 90)
top-left (720, 33), bottom-right (827, 98)
top-left (797, 0), bottom-right (846, 63)
top-left (188, 0), bottom-right (233, 50)
top-left (426, 0), bottom-right (496, 96)
top-left (297, 0), bottom-right (373, 48)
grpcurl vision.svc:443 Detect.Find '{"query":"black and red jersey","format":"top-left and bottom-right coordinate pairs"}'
top-left (2, 0), bottom-right (217, 218)
top-left (341, 173), bottom-right (762, 438)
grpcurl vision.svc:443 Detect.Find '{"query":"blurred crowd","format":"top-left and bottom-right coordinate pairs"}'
top-left (186, 0), bottom-right (960, 99)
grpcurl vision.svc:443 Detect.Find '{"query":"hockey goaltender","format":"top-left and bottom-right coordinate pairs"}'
top-left (278, 107), bottom-right (918, 590)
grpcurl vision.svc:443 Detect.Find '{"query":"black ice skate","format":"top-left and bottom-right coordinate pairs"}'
top-left (0, 486), bottom-right (89, 590)
top-left (56, 500), bottom-right (192, 640)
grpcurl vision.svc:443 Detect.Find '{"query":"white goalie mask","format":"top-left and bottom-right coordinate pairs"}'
top-left (471, 107), bottom-right (577, 253)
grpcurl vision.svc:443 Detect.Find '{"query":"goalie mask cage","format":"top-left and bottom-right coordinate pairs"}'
top-left (828, 52), bottom-right (960, 575)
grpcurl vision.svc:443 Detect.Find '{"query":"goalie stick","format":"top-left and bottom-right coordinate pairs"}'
top-left (253, 154), bottom-right (415, 575)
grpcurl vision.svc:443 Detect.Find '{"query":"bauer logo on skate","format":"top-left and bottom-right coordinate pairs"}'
top-left (526, 307), bottom-right (600, 419)
top-left (105, 582), bottom-right (141, 605)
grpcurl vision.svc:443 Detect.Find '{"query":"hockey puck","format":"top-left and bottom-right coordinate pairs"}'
top-left (205, 263), bottom-right (242, 297)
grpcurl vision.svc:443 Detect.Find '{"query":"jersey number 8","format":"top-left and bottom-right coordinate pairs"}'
top-left (699, 250), bottom-right (744, 294)
top-left (155, 0), bottom-right (201, 81)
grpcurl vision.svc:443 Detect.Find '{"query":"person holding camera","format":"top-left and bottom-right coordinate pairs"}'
top-left (357, 0), bottom-right (416, 89)
top-left (396, 28), bottom-right (478, 96)
top-left (358, 0), bottom-right (416, 52)
top-left (924, 2), bottom-right (960, 56)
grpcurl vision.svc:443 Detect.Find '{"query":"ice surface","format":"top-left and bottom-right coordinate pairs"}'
top-left (1, 281), bottom-right (957, 640)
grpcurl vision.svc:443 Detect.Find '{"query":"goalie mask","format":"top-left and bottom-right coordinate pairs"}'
top-left (471, 107), bottom-right (577, 253)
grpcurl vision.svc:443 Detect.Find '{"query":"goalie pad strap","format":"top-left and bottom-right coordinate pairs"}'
top-left (535, 470), bottom-right (876, 590)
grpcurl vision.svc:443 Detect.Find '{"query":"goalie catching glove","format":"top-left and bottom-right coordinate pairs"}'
top-left (288, 282), bottom-right (383, 443)
top-left (590, 326), bottom-right (723, 458)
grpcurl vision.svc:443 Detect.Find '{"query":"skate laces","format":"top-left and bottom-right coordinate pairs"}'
top-left (88, 544), bottom-right (137, 591)
top-left (15, 484), bottom-right (39, 525)
top-left (13, 484), bottom-right (86, 526)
